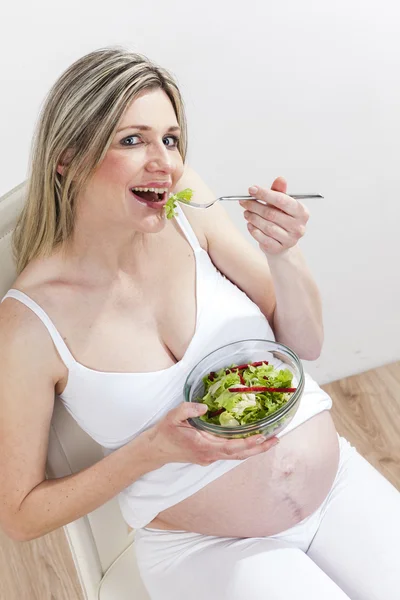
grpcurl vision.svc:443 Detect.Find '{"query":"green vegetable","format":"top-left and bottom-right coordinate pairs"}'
top-left (198, 362), bottom-right (295, 427)
top-left (165, 188), bottom-right (194, 219)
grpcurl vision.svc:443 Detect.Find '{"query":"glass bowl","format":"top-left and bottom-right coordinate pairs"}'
top-left (184, 339), bottom-right (304, 439)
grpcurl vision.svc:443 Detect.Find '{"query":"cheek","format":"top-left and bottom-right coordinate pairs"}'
top-left (95, 153), bottom-right (134, 186)
top-left (175, 161), bottom-right (185, 181)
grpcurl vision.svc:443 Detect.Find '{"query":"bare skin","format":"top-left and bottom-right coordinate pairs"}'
top-left (151, 412), bottom-right (338, 537)
top-left (3, 88), bottom-right (339, 538)
top-left (12, 215), bottom-right (339, 537)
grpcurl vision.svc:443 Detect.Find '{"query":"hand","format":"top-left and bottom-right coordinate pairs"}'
top-left (240, 177), bottom-right (310, 256)
top-left (146, 402), bottom-right (279, 468)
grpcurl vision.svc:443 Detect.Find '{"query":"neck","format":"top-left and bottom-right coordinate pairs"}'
top-left (60, 202), bottom-right (151, 283)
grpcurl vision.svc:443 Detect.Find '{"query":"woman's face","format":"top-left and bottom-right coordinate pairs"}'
top-left (82, 88), bottom-right (185, 234)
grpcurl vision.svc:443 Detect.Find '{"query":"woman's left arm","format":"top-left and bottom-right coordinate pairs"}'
top-left (240, 177), bottom-right (324, 360)
top-left (174, 167), bottom-right (323, 360)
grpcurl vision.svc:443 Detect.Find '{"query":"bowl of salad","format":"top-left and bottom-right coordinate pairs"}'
top-left (184, 339), bottom-right (304, 439)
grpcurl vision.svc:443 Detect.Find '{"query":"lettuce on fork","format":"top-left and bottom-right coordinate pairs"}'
top-left (165, 188), bottom-right (194, 219)
top-left (197, 361), bottom-right (296, 427)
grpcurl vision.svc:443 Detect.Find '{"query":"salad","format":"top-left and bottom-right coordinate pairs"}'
top-left (165, 188), bottom-right (194, 219)
top-left (197, 361), bottom-right (297, 427)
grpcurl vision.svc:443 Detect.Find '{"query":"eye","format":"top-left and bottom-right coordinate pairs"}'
top-left (163, 135), bottom-right (179, 148)
top-left (121, 135), bottom-right (141, 146)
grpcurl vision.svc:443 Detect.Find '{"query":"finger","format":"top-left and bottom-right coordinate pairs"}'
top-left (195, 429), bottom-right (234, 446)
top-left (219, 434), bottom-right (279, 457)
top-left (244, 203), bottom-right (295, 231)
top-left (183, 420), bottom-right (244, 449)
top-left (248, 215), bottom-right (292, 247)
top-left (195, 428), bottom-right (270, 451)
top-left (265, 193), bottom-right (309, 222)
top-left (245, 186), bottom-right (304, 219)
top-left (247, 223), bottom-right (284, 254)
top-left (242, 201), bottom-right (307, 243)
top-left (232, 436), bottom-right (280, 460)
top-left (192, 426), bottom-right (277, 453)
top-left (171, 402), bottom-right (208, 424)
top-left (245, 211), bottom-right (298, 247)
top-left (271, 176), bottom-right (287, 194)
top-left (181, 415), bottom-right (268, 449)
top-left (247, 216), bottom-right (289, 245)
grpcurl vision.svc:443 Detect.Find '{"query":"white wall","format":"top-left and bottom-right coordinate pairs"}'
top-left (1, 0), bottom-right (399, 384)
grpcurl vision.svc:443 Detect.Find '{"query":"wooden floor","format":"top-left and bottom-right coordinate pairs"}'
top-left (0, 526), bottom-right (84, 600)
top-left (324, 360), bottom-right (400, 490)
top-left (0, 361), bottom-right (399, 600)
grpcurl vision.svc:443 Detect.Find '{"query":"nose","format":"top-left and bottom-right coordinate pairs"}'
top-left (146, 141), bottom-right (174, 174)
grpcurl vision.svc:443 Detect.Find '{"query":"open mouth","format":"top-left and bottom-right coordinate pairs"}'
top-left (130, 187), bottom-right (169, 208)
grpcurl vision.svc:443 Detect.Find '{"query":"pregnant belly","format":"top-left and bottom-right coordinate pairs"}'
top-left (150, 411), bottom-right (340, 537)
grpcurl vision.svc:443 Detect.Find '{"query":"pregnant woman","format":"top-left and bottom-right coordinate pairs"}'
top-left (0, 47), bottom-right (399, 600)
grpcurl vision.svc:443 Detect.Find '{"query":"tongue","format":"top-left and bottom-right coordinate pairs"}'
top-left (134, 190), bottom-right (159, 202)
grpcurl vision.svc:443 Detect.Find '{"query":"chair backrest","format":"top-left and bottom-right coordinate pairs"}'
top-left (0, 183), bottom-right (140, 598)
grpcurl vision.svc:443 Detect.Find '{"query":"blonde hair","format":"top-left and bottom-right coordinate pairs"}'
top-left (12, 46), bottom-right (188, 274)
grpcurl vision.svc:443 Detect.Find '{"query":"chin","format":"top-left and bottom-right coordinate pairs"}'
top-left (124, 192), bottom-right (169, 234)
top-left (133, 211), bottom-right (168, 234)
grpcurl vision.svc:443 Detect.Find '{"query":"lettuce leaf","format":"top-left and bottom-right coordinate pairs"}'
top-left (197, 362), bottom-right (294, 427)
top-left (165, 188), bottom-right (194, 219)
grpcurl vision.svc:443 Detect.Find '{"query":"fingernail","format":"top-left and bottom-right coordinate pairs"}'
top-left (249, 186), bottom-right (258, 194)
top-left (272, 438), bottom-right (280, 446)
top-left (256, 436), bottom-right (267, 444)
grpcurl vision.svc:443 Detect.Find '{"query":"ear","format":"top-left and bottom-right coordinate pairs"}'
top-left (56, 149), bottom-right (74, 176)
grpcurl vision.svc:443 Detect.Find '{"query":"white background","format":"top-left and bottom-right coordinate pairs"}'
top-left (1, 0), bottom-right (399, 384)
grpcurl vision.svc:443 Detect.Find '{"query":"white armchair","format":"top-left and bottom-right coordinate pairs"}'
top-left (0, 183), bottom-right (150, 600)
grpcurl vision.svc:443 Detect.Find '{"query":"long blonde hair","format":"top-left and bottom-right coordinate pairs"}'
top-left (12, 46), bottom-right (188, 274)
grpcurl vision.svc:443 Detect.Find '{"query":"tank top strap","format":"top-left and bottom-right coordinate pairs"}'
top-left (174, 204), bottom-right (202, 252)
top-left (1, 289), bottom-right (76, 368)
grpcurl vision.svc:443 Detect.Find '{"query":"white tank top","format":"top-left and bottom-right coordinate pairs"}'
top-left (1, 206), bottom-right (332, 528)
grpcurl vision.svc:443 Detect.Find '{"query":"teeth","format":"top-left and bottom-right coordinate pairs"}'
top-left (131, 187), bottom-right (168, 194)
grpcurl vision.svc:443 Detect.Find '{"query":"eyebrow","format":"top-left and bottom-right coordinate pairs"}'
top-left (116, 124), bottom-right (181, 134)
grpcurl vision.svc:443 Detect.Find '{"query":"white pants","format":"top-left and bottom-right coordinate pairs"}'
top-left (134, 437), bottom-right (400, 599)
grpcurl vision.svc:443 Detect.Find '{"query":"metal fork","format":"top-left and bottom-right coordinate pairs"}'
top-left (178, 194), bottom-right (324, 209)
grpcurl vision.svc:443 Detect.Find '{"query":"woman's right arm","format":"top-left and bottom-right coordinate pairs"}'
top-left (0, 300), bottom-right (277, 542)
top-left (0, 300), bottom-right (161, 542)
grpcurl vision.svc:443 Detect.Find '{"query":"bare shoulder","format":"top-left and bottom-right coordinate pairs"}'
top-left (0, 293), bottom-right (65, 386)
top-left (0, 259), bottom-right (68, 385)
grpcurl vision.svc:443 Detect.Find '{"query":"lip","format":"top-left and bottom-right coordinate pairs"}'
top-left (131, 182), bottom-right (171, 189)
